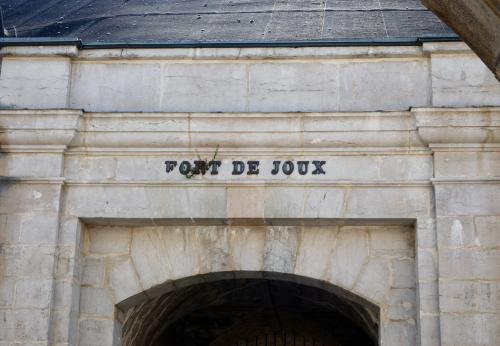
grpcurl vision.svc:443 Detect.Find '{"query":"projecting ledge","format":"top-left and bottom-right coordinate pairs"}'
top-left (413, 107), bottom-right (500, 145)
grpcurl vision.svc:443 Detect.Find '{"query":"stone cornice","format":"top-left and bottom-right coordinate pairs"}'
top-left (2, 108), bottom-right (499, 151)
top-left (413, 107), bottom-right (500, 146)
top-left (0, 109), bottom-right (82, 147)
top-left (72, 111), bottom-right (423, 149)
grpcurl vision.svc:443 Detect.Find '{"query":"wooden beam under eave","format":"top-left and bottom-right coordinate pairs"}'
top-left (422, 0), bottom-right (500, 81)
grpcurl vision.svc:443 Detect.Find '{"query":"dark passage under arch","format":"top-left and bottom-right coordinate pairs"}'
top-left (121, 272), bottom-right (379, 346)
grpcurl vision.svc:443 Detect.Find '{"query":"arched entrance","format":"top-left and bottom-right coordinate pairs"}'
top-left (121, 273), bottom-right (379, 346)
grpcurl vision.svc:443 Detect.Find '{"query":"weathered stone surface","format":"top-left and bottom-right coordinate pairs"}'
top-left (0, 277), bottom-right (15, 307)
top-left (0, 58), bottom-right (71, 109)
top-left (439, 248), bottom-right (500, 280)
top-left (430, 55), bottom-right (500, 107)
top-left (440, 313), bottom-right (500, 346)
top-left (263, 226), bottom-right (300, 273)
top-left (79, 319), bottom-right (114, 346)
top-left (87, 227), bottom-right (131, 255)
top-left (354, 258), bottom-right (391, 303)
top-left (327, 227), bottom-right (369, 289)
top-left (435, 183), bottom-right (500, 216)
top-left (80, 287), bottom-right (114, 318)
top-left (1, 44), bottom-right (498, 346)
top-left (106, 256), bottom-right (142, 303)
top-left (14, 278), bottom-right (52, 309)
top-left (81, 258), bottom-right (106, 287)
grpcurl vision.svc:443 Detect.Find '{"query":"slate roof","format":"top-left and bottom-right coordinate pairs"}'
top-left (0, 0), bottom-right (457, 43)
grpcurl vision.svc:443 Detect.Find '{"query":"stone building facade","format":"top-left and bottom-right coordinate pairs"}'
top-left (0, 40), bottom-right (500, 345)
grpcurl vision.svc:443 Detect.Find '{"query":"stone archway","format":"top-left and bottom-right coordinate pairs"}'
top-left (121, 272), bottom-right (379, 346)
top-left (78, 222), bottom-right (417, 345)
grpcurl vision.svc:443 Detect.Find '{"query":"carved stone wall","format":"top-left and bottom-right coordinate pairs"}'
top-left (0, 43), bottom-right (499, 346)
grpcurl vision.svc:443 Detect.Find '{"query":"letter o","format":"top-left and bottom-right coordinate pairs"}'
top-left (282, 161), bottom-right (294, 175)
top-left (179, 161), bottom-right (192, 175)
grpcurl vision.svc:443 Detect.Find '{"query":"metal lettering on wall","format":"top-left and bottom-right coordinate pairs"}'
top-left (164, 160), bottom-right (326, 177)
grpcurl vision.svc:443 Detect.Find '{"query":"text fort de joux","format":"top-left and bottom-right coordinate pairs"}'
top-left (164, 160), bottom-right (326, 176)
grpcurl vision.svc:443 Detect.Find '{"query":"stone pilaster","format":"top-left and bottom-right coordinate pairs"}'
top-left (415, 107), bottom-right (500, 346)
top-left (0, 109), bottom-right (81, 345)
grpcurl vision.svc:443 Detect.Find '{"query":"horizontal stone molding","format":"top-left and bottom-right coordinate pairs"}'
top-left (74, 111), bottom-right (422, 149)
top-left (0, 46), bottom-right (79, 58)
top-left (414, 107), bottom-right (500, 145)
top-left (84, 46), bottom-right (425, 60)
top-left (64, 180), bottom-right (432, 187)
top-left (0, 109), bottom-right (81, 146)
top-left (2, 108), bottom-right (500, 150)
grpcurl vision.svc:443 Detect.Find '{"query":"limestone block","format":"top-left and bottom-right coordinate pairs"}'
top-left (301, 188), bottom-right (348, 219)
top-left (418, 280), bottom-right (439, 314)
top-left (436, 216), bottom-right (476, 248)
top-left (370, 226), bottom-right (414, 257)
top-left (88, 227), bottom-right (131, 255)
top-left (264, 187), bottom-right (346, 219)
top-left (129, 227), bottom-right (176, 288)
top-left (416, 218), bottom-right (437, 249)
top-left (64, 157), bottom-right (117, 181)
top-left (0, 183), bottom-right (61, 214)
top-left (440, 313), bottom-right (500, 346)
top-left (11, 309), bottom-right (50, 342)
top-left (440, 280), bottom-right (500, 313)
top-left (379, 155), bottom-right (433, 181)
top-left (70, 62), bottom-right (162, 112)
top-left (14, 278), bottom-right (52, 309)
top-left (52, 281), bottom-right (78, 311)
top-left (435, 183), bottom-right (500, 216)
top-left (78, 318), bottom-right (114, 346)
top-left (59, 217), bottom-right (82, 247)
top-left (82, 258), bottom-right (106, 287)
top-left (439, 248), bottom-right (500, 280)
top-left (327, 228), bottom-right (369, 289)
top-left (345, 186), bottom-right (432, 219)
top-left (162, 63), bottom-right (248, 112)
top-left (3, 246), bottom-right (56, 278)
top-left (263, 226), bottom-right (299, 273)
top-left (0, 58), bottom-right (70, 109)
top-left (418, 315), bottom-right (440, 346)
top-left (0, 276), bottom-right (15, 307)
top-left (54, 246), bottom-right (79, 281)
top-left (477, 281), bottom-right (500, 313)
top-left (338, 59), bottom-right (430, 111)
top-left (1, 214), bottom-right (20, 244)
top-left (18, 213), bottom-right (59, 245)
top-left (382, 320), bottom-right (417, 346)
top-left (294, 226), bottom-right (338, 280)
top-left (0, 153), bottom-right (64, 178)
top-left (66, 186), bottom-right (227, 219)
top-left (434, 152), bottom-right (500, 179)
top-left (0, 310), bottom-right (14, 341)
top-left (130, 227), bottom-right (199, 286)
top-left (227, 226), bottom-right (266, 272)
top-left (354, 258), bottom-right (390, 304)
top-left (416, 249), bottom-right (438, 282)
top-left (474, 216), bottom-right (500, 248)
top-left (247, 63), bottom-right (339, 112)
top-left (387, 288), bottom-right (416, 321)
top-left (227, 186), bottom-right (264, 219)
top-left (80, 287), bottom-right (115, 318)
top-left (440, 280), bottom-right (478, 313)
top-left (49, 309), bottom-right (78, 344)
top-left (196, 227), bottom-right (238, 273)
top-left (106, 256), bottom-right (142, 303)
top-left (431, 54), bottom-right (500, 108)
top-left (391, 259), bottom-right (416, 289)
